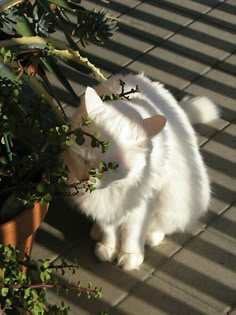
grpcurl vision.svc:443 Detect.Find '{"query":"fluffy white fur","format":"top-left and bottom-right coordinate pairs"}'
top-left (64, 74), bottom-right (219, 270)
top-left (179, 96), bottom-right (220, 124)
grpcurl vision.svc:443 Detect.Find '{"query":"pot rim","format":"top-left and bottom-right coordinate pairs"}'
top-left (0, 202), bottom-right (48, 245)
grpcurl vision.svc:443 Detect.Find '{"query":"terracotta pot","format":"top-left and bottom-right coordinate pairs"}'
top-left (0, 202), bottom-right (48, 261)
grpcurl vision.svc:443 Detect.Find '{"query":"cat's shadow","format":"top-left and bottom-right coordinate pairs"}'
top-left (45, 196), bottom-right (92, 242)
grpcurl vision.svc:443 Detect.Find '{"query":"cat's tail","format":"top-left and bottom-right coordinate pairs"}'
top-left (179, 96), bottom-right (220, 124)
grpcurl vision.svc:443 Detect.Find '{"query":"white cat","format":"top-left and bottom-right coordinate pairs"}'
top-left (64, 74), bottom-right (219, 270)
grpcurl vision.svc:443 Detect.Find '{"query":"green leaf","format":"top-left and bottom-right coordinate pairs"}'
top-left (43, 260), bottom-right (50, 269)
top-left (24, 287), bottom-right (31, 299)
top-left (16, 16), bottom-right (35, 37)
top-left (82, 118), bottom-right (93, 126)
top-left (75, 129), bottom-right (85, 145)
top-left (65, 137), bottom-right (74, 146)
top-left (99, 162), bottom-right (107, 171)
top-left (5, 298), bottom-right (12, 307)
top-left (61, 124), bottom-right (70, 133)
top-left (0, 58), bottom-right (18, 80)
top-left (56, 50), bottom-right (106, 81)
top-left (41, 56), bottom-right (78, 99)
top-left (1, 287), bottom-right (9, 297)
top-left (89, 176), bottom-right (96, 184)
top-left (43, 193), bottom-right (52, 203)
top-left (88, 168), bottom-right (96, 176)
top-left (57, 57), bottom-right (92, 76)
top-left (76, 136), bottom-right (85, 146)
top-left (91, 138), bottom-right (99, 148)
top-left (94, 130), bottom-right (101, 139)
top-left (101, 140), bottom-right (110, 152)
top-left (0, 156), bottom-right (8, 165)
top-left (96, 173), bottom-right (105, 180)
top-left (36, 183), bottom-right (46, 193)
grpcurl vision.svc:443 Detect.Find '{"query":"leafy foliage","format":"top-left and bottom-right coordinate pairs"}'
top-left (0, 74), bottom-right (68, 212)
top-left (0, 0), bottom-right (117, 103)
top-left (0, 1), bottom-right (119, 313)
top-left (0, 244), bottom-right (102, 314)
top-left (101, 79), bottom-right (140, 101)
top-left (0, 0), bottom-right (117, 45)
top-left (0, 70), bottom-right (119, 222)
top-left (0, 6), bottom-right (19, 36)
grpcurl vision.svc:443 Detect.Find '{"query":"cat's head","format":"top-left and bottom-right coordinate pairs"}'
top-left (69, 87), bottom-right (166, 189)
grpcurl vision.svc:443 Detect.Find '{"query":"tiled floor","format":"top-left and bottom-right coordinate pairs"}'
top-left (32, 1), bottom-right (236, 314)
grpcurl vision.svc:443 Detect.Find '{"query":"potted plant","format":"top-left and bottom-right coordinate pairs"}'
top-left (0, 244), bottom-right (105, 314)
top-left (0, 1), bottom-right (118, 312)
top-left (0, 66), bottom-right (65, 259)
top-left (0, 0), bottom-right (117, 256)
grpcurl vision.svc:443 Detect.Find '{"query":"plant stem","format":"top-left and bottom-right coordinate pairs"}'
top-left (3, 133), bottom-right (13, 162)
top-left (1, 282), bottom-right (97, 295)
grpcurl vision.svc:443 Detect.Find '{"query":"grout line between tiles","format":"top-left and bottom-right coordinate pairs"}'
top-left (120, 0), bottom-right (228, 75)
top-left (113, 199), bottom-right (236, 310)
top-left (200, 118), bottom-right (236, 148)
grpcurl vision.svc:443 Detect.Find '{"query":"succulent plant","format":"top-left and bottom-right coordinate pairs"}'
top-left (0, 0), bottom-right (118, 44)
top-left (76, 9), bottom-right (118, 46)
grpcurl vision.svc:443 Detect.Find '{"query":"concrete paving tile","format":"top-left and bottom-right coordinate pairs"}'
top-left (144, 227), bottom-right (204, 272)
top-left (217, 53), bottom-right (236, 76)
top-left (32, 197), bottom-right (92, 261)
top-left (80, 29), bottom-right (153, 74)
top-left (202, 123), bottom-right (236, 167)
top-left (229, 307), bottom-right (236, 315)
top-left (157, 0), bottom-right (222, 16)
top-left (32, 221), bottom-right (72, 262)
top-left (199, 123), bottom-right (236, 222)
top-left (172, 92), bottom-right (229, 146)
top-left (183, 68), bottom-right (236, 122)
top-left (126, 44), bottom-right (207, 92)
top-left (205, 122), bottom-right (236, 155)
top-left (45, 239), bottom-right (149, 315)
top-left (33, 221), bottom-right (211, 314)
top-left (167, 19), bottom-right (236, 66)
top-left (154, 229), bottom-right (236, 312)
top-left (119, 2), bottom-right (194, 44)
top-left (203, 0), bottom-right (236, 31)
top-left (195, 118), bottom-right (229, 146)
top-left (145, 232), bottom-right (190, 269)
top-left (32, 29), bottom-right (104, 110)
top-left (112, 275), bottom-right (218, 315)
top-left (207, 204), bottom-right (236, 245)
top-left (82, 0), bottom-right (141, 17)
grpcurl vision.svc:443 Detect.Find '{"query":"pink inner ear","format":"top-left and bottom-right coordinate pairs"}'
top-left (143, 115), bottom-right (167, 139)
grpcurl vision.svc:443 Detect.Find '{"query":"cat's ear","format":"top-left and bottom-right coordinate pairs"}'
top-left (143, 114), bottom-right (167, 139)
top-left (85, 87), bottom-right (103, 114)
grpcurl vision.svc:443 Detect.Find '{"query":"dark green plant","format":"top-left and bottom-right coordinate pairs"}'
top-left (0, 0), bottom-right (117, 43)
top-left (0, 1), bottom-right (118, 313)
top-left (0, 244), bottom-right (102, 314)
top-left (0, 0), bottom-right (118, 222)
top-left (0, 0), bottom-right (118, 110)
top-left (101, 79), bottom-right (140, 101)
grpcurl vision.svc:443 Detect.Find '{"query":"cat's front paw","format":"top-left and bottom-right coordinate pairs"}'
top-left (95, 242), bottom-right (118, 262)
top-left (117, 252), bottom-right (144, 270)
top-left (146, 231), bottom-right (165, 247)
